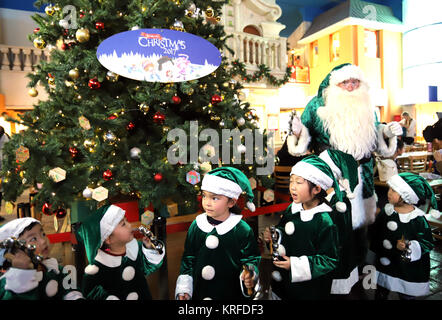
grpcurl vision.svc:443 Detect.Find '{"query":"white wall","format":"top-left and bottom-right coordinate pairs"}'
top-left (0, 8), bottom-right (40, 46)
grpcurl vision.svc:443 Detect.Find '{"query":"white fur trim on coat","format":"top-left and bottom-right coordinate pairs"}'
top-left (376, 271), bottom-right (429, 296)
top-left (286, 125), bottom-right (311, 157)
top-left (2, 268), bottom-right (39, 294)
top-left (290, 255), bottom-right (312, 282)
top-left (330, 266), bottom-right (359, 294)
top-left (409, 240), bottom-right (422, 262)
top-left (142, 242), bottom-right (165, 265)
top-left (175, 274), bottom-right (193, 299)
top-left (63, 290), bottom-right (84, 300)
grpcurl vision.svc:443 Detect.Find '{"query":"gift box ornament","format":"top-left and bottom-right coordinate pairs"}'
top-left (16, 146), bottom-right (30, 163)
top-left (48, 167), bottom-right (66, 182)
top-left (186, 170), bottom-right (201, 185)
top-left (141, 210), bottom-right (155, 227)
top-left (92, 186), bottom-right (108, 202)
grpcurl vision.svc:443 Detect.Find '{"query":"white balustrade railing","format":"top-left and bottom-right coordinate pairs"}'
top-left (0, 44), bottom-right (49, 72)
top-left (224, 31), bottom-right (288, 78)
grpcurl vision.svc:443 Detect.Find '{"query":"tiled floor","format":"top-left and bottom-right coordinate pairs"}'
top-left (1, 191), bottom-right (441, 300)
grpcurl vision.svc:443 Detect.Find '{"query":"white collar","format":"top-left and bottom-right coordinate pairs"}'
top-left (291, 202), bottom-right (332, 222)
top-left (195, 213), bottom-right (243, 235)
top-left (384, 203), bottom-right (425, 223)
top-left (94, 238), bottom-right (139, 267)
top-left (42, 257), bottom-right (60, 274)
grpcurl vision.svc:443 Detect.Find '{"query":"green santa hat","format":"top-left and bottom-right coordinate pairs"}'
top-left (75, 204), bottom-right (126, 264)
top-left (319, 149), bottom-right (359, 199)
top-left (291, 155), bottom-right (347, 212)
top-left (387, 172), bottom-right (441, 219)
top-left (201, 166), bottom-right (256, 212)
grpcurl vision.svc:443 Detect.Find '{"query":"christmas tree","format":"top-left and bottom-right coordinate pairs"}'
top-left (2, 0), bottom-right (290, 216)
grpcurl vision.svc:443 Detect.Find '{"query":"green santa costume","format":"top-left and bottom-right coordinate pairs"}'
top-left (175, 167), bottom-right (261, 300)
top-left (370, 173), bottom-right (437, 297)
top-left (320, 149), bottom-right (362, 295)
top-left (75, 205), bottom-right (164, 300)
top-left (270, 155), bottom-right (339, 300)
top-left (0, 217), bottom-right (83, 300)
top-left (288, 63), bottom-right (402, 229)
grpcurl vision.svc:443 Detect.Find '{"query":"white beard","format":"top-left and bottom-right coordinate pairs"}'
top-left (318, 82), bottom-right (377, 160)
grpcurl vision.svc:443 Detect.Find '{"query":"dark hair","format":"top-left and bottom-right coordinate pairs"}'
top-left (229, 200), bottom-right (243, 215)
top-left (18, 222), bottom-right (40, 238)
top-left (306, 181), bottom-right (331, 207)
top-left (423, 119), bottom-right (442, 142)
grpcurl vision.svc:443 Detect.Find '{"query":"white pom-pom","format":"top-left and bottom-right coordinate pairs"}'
top-left (336, 201), bottom-right (347, 213)
top-left (106, 295), bottom-right (120, 300)
top-left (380, 257), bottom-right (391, 266)
top-left (246, 201), bottom-right (256, 212)
top-left (84, 264), bottom-right (99, 275)
top-left (201, 265), bottom-right (215, 280)
top-left (205, 235), bottom-right (219, 249)
top-left (271, 271), bottom-right (282, 282)
top-left (387, 221), bottom-right (398, 231)
top-left (284, 222), bottom-right (295, 235)
top-left (45, 279), bottom-right (58, 297)
top-left (430, 209), bottom-right (441, 220)
top-left (126, 292), bottom-right (139, 300)
top-left (203, 297), bottom-right (212, 300)
top-left (277, 244), bottom-right (286, 257)
top-left (383, 239), bottom-right (393, 250)
top-left (122, 266), bottom-right (135, 281)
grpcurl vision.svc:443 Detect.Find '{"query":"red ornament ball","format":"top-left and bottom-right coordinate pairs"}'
top-left (42, 202), bottom-right (52, 216)
top-left (103, 169), bottom-right (113, 181)
top-left (211, 94), bottom-right (222, 105)
top-left (172, 95), bottom-right (181, 104)
top-left (54, 208), bottom-right (67, 219)
top-left (69, 147), bottom-right (79, 158)
top-left (95, 22), bottom-right (105, 30)
top-left (88, 78), bottom-right (101, 89)
top-left (154, 173), bottom-right (163, 182)
top-left (126, 122), bottom-right (135, 131)
top-left (34, 28), bottom-right (40, 34)
top-left (153, 111), bottom-right (166, 124)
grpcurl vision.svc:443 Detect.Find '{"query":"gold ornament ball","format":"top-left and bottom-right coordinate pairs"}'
top-left (106, 71), bottom-right (119, 82)
top-left (69, 68), bottom-right (80, 80)
top-left (28, 88), bottom-right (38, 97)
top-left (205, 7), bottom-right (214, 18)
top-left (139, 103), bottom-right (150, 113)
top-left (76, 28), bottom-right (90, 43)
top-left (45, 5), bottom-right (55, 16)
top-left (48, 77), bottom-right (55, 86)
top-left (33, 37), bottom-right (46, 49)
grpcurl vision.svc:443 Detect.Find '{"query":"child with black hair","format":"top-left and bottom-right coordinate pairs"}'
top-left (0, 217), bottom-right (84, 300)
top-left (263, 155), bottom-right (340, 300)
top-left (175, 167), bottom-right (261, 300)
top-left (370, 173), bottom-right (437, 299)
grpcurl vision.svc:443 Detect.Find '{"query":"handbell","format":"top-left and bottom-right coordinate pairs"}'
top-left (400, 240), bottom-right (412, 263)
top-left (135, 226), bottom-right (164, 255)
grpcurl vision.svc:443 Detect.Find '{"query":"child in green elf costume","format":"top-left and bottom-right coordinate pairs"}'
top-left (0, 217), bottom-right (84, 300)
top-left (264, 155), bottom-right (340, 300)
top-left (75, 204), bottom-right (165, 300)
top-left (370, 172), bottom-right (437, 299)
top-left (175, 167), bottom-right (261, 300)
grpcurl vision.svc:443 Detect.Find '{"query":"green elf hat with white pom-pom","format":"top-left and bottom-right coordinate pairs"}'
top-left (201, 166), bottom-right (256, 212)
top-left (75, 204), bottom-right (126, 264)
top-left (387, 172), bottom-right (441, 219)
top-left (319, 149), bottom-right (359, 199)
top-left (291, 155), bottom-right (347, 212)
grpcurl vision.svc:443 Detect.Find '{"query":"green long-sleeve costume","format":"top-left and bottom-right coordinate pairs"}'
top-left (0, 258), bottom-right (83, 300)
top-left (370, 203), bottom-right (434, 296)
top-left (81, 238), bottom-right (164, 300)
top-left (175, 213), bottom-right (261, 300)
top-left (270, 202), bottom-right (339, 300)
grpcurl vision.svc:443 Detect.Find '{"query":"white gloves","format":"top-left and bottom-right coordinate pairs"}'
top-left (291, 116), bottom-right (303, 136)
top-left (383, 121), bottom-right (402, 138)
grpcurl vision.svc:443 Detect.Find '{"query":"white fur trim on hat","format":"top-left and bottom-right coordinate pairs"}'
top-left (84, 264), bottom-right (99, 275)
top-left (0, 217), bottom-right (40, 241)
top-left (291, 161), bottom-right (334, 191)
top-left (201, 174), bottom-right (243, 199)
top-left (387, 175), bottom-right (419, 205)
top-left (329, 65), bottom-right (365, 87)
top-left (100, 205), bottom-right (126, 246)
top-left (45, 279), bottom-right (58, 297)
top-left (201, 265), bottom-right (215, 280)
top-left (122, 266), bottom-right (135, 281)
top-left (205, 235), bottom-right (219, 249)
top-left (284, 221), bottom-right (295, 235)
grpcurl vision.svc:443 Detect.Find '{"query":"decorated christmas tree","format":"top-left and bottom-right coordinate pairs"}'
top-left (1, 0), bottom-right (290, 217)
